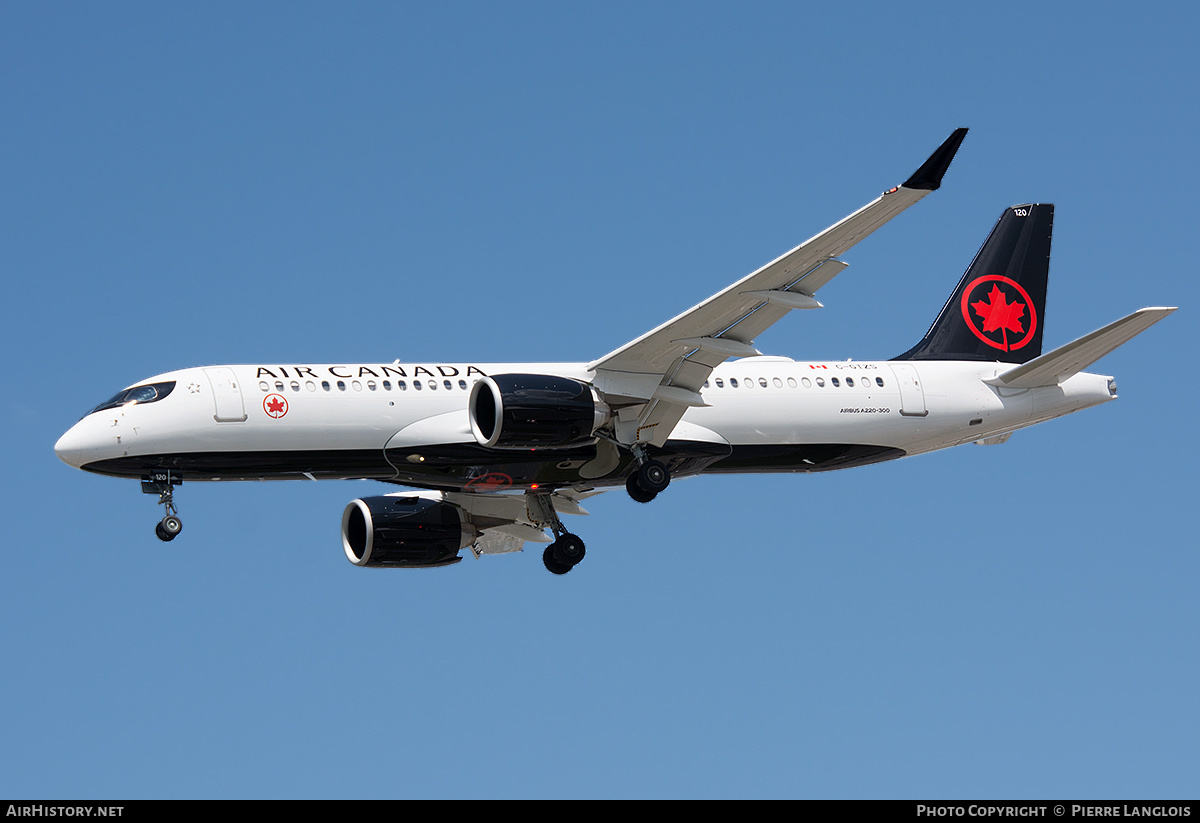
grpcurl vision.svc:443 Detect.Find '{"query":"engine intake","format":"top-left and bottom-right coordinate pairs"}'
top-left (342, 496), bottom-right (474, 568)
top-left (468, 374), bottom-right (609, 449)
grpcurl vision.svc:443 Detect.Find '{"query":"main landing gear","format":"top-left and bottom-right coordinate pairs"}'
top-left (526, 490), bottom-right (586, 575)
top-left (142, 472), bottom-right (183, 542)
top-left (625, 454), bottom-right (670, 504)
top-left (542, 533), bottom-right (586, 576)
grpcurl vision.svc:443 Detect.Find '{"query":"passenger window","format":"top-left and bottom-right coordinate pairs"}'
top-left (275, 381), bottom-right (285, 392)
top-left (322, 381), bottom-right (331, 392)
top-left (368, 381), bottom-right (377, 391)
top-left (875, 377), bottom-right (885, 387)
top-left (258, 381), bottom-right (269, 392)
top-left (306, 381), bottom-right (316, 392)
top-left (773, 377), bottom-right (783, 388)
top-left (444, 380), bottom-right (452, 390)
top-left (801, 377), bottom-right (811, 388)
top-left (816, 377), bottom-right (825, 387)
top-left (413, 381), bottom-right (422, 391)
top-left (759, 377), bottom-right (768, 388)
top-left (730, 378), bottom-right (738, 388)
top-left (290, 381), bottom-right (300, 392)
top-left (399, 381), bottom-right (407, 390)
top-left (846, 377), bottom-right (854, 387)
top-left (337, 381), bottom-right (346, 391)
top-left (787, 377), bottom-right (797, 388)
top-left (715, 378), bottom-right (724, 388)
top-left (383, 380), bottom-right (392, 391)
top-left (458, 380), bottom-right (468, 390)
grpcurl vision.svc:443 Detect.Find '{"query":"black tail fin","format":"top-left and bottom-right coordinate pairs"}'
top-left (893, 203), bottom-right (1053, 364)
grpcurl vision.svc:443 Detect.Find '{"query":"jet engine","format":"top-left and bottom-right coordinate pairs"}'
top-left (468, 374), bottom-right (609, 449)
top-left (342, 496), bottom-right (475, 568)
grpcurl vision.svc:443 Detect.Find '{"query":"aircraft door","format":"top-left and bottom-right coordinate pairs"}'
top-left (888, 363), bottom-right (928, 417)
top-left (203, 367), bottom-right (248, 422)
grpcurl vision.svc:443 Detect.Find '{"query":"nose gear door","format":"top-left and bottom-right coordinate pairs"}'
top-left (203, 367), bottom-right (248, 422)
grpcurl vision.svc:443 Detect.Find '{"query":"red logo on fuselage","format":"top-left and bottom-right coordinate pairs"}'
top-left (960, 275), bottom-right (1037, 352)
top-left (465, 472), bottom-right (512, 491)
top-left (263, 393), bottom-right (288, 419)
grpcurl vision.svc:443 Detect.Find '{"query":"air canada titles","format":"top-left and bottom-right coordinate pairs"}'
top-left (254, 365), bottom-right (488, 380)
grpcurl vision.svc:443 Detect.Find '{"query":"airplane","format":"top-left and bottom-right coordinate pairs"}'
top-left (54, 128), bottom-right (1175, 575)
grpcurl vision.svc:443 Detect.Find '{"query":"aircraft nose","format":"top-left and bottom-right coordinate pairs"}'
top-left (54, 426), bottom-right (83, 467)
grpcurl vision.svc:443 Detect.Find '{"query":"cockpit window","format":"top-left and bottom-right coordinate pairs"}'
top-left (87, 381), bottom-right (176, 416)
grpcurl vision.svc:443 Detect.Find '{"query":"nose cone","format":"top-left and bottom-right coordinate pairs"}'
top-left (54, 426), bottom-right (83, 468)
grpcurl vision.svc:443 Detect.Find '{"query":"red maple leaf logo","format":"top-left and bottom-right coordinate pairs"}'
top-left (960, 275), bottom-right (1038, 352)
top-left (264, 394), bottom-right (288, 417)
top-left (971, 284), bottom-right (1026, 337)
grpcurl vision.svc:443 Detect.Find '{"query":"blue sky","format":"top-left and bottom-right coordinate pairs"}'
top-left (3, 2), bottom-right (1197, 799)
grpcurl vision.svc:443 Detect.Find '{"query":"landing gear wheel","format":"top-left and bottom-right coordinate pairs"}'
top-left (626, 472), bottom-right (657, 503)
top-left (155, 515), bottom-right (182, 542)
top-left (626, 459), bottom-right (669, 502)
top-left (552, 533), bottom-right (586, 567)
top-left (527, 491), bottom-right (585, 576)
top-left (543, 545), bottom-right (573, 575)
top-left (637, 460), bottom-right (670, 494)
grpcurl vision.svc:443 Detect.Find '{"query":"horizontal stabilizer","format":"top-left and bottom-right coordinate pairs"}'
top-left (985, 307), bottom-right (1176, 388)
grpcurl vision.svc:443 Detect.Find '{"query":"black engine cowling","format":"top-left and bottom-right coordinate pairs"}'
top-left (468, 374), bottom-right (609, 449)
top-left (342, 496), bottom-right (474, 568)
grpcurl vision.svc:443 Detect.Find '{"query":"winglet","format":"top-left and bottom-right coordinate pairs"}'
top-left (903, 128), bottom-right (969, 191)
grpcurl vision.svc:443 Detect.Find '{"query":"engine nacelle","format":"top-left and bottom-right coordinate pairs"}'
top-left (468, 373), bottom-right (609, 449)
top-left (342, 496), bottom-right (474, 568)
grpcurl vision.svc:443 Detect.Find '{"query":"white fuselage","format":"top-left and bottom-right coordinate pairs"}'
top-left (54, 357), bottom-right (1116, 488)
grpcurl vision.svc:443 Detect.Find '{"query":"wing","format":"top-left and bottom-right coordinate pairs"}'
top-left (588, 128), bottom-right (968, 447)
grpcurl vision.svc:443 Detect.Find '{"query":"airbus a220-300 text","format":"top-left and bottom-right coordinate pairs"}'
top-left (55, 129), bottom-right (1174, 574)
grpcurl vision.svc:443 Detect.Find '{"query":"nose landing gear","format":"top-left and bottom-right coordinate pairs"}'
top-left (142, 472), bottom-right (183, 542)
